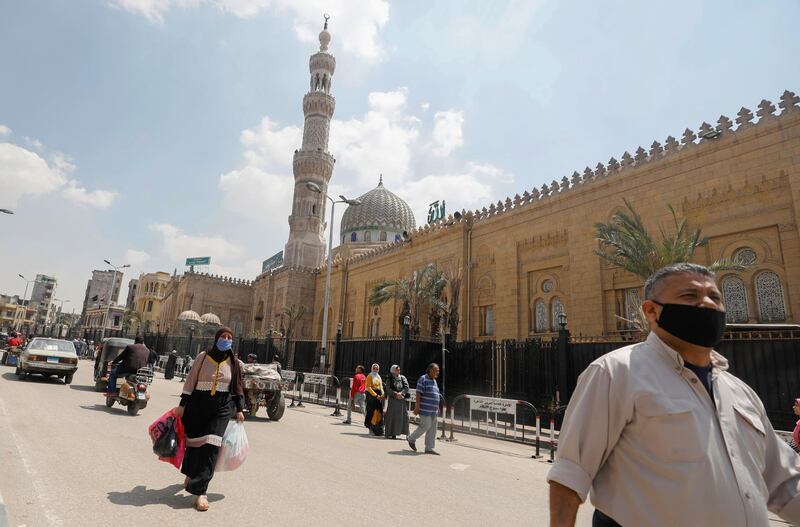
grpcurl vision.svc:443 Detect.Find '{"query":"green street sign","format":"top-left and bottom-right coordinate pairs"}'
top-left (185, 256), bottom-right (211, 266)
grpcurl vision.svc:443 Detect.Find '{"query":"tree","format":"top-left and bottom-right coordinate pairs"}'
top-left (595, 199), bottom-right (748, 330)
top-left (431, 261), bottom-right (464, 339)
top-left (369, 263), bottom-right (445, 336)
top-left (282, 304), bottom-right (306, 341)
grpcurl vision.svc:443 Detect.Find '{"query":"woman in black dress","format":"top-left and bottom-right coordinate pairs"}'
top-left (173, 327), bottom-right (244, 511)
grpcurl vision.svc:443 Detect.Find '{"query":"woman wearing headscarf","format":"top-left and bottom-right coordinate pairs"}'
top-left (364, 363), bottom-right (385, 435)
top-left (384, 364), bottom-right (410, 439)
top-left (173, 327), bottom-right (245, 511)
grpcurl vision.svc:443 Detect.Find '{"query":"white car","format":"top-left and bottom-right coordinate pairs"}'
top-left (16, 337), bottom-right (78, 384)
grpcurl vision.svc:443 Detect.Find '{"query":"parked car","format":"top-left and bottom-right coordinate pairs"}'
top-left (93, 337), bottom-right (134, 392)
top-left (15, 337), bottom-right (78, 384)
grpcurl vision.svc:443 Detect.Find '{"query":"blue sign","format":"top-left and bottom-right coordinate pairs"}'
top-left (262, 251), bottom-right (284, 273)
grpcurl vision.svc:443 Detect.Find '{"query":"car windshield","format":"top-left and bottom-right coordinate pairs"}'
top-left (28, 339), bottom-right (75, 353)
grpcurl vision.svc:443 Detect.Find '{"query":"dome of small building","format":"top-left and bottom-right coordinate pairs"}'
top-left (200, 313), bottom-right (221, 325)
top-left (340, 177), bottom-right (416, 245)
top-left (178, 310), bottom-right (201, 322)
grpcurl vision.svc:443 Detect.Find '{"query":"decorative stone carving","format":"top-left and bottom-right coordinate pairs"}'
top-left (540, 183), bottom-right (550, 197)
top-left (779, 90), bottom-right (800, 114)
top-left (649, 141), bottom-right (663, 157)
top-left (571, 171), bottom-right (582, 187)
top-left (513, 194), bottom-right (522, 207)
top-left (664, 136), bottom-right (679, 152)
top-left (698, 122), bottom-right (714, 140)
top-left (550, 180), bottom-right (560, 194)
top-left (607, 157), bottom-right (620, 171)
top-left (716, 115), bottom-right (733, 133)
top-left (488, 203), bottom-right (497, 214)
top-left (681, 128), bottom-right (697, 146)
top-left (736, 107), bottom-right (754, 128)
top-left (504, 197), bottom-right (512, 210)
top-left (635, 146), bottom-right (648, 163)
top-left (594, 163), bottom-right (607, 179)
top-left (757, 99), bottom-right (776, 120)
top-left (621, 151), bottom-right (633, 167)
top-left (534, 299), bottom-right (548, 333)
top-left (531, 188), bottom-right (541, 200)
top-left (582, 167), bottom-right (593, 183)
top-left (560, 176), bottom-right (569, 192)
top-left (733, 247), bottom-right (758, 266)
top-left (755, 271), bottom-right (787, 322)
top-left (550, 297), bottom-right (565, 332)
top-left (522, 190), bottom-right (531, 202)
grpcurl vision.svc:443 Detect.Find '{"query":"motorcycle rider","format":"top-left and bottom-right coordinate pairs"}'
top-left (105, 335), bottom-right (157, 396)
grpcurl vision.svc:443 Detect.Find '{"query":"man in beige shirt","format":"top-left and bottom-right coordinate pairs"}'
top-left (548, 263), bottom-right (800, 526)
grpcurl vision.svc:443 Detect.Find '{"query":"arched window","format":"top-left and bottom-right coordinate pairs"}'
top-left (534, 299), bottom-right (548, 333)
top-left (350, 232), bottom-right (357, 242)
top-left (733, 247), bottom-right (758, 267)
top-left (365, 231), bottom-right (372, 242)
top-left (624, 288), bottom-right (641, 326)
top-left (551, 297), bottom-right (565, 332)
top-left (755, 271), bottom-right (787, 322)
top-left (312, 204), bottom-right (317, 215)
top-left (720, 275), bottom-right (748, 323)
top-left (380, 231), bottom-right (387, 241)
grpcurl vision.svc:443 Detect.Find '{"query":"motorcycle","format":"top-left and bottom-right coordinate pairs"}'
top-left (105, 366), bottom-right (153, 416)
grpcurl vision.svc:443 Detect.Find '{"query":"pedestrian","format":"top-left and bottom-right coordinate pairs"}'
top-left (173, 327), bottom-right (245, 511)
top-left (548, 263), bottom-right (800, 527)
top-left (164, 349), bottom-right (178, 380)
top-left (791, 399), bottom-right (800, 453)
top-left (384, 364), bottom-right (410, 439)
top-left (270, 354), bottom-right (282, 375)
top-left (364, 363), bottom-right (384, 435)
top-left (344, 365), bottom-right (366, 424)
top-left (407, 363), bottom-right (441, 455)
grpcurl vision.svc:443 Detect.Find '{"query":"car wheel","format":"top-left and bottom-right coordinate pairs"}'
top-left (64, 374), bottom-right (73, 385)
top-left (127, 403), bottom-right (139, 416)
top-left (267, 392), bottom-right (286, 421)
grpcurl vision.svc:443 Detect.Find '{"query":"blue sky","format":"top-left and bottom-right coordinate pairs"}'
top-left (1, 0), bottom-right (798, 309)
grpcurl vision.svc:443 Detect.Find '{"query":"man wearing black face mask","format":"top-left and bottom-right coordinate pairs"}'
top-left (548, 263), bottom-right (800, 527)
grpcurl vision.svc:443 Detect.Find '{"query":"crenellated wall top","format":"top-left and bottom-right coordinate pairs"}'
top-left (184, 269), bottom-right (254, 287)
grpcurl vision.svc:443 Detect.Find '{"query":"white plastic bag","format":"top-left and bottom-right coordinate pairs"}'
top-left (215, 421), bottom-right (249, 472)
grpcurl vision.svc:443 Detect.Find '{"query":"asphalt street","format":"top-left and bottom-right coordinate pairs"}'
top-left (0, 360), bottom-right (597, 527)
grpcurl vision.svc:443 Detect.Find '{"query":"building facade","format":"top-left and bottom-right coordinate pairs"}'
top-left (125, 279), bottom-right (139, 311)
top-left (83, 305), bottom-right (125, 333)
top-left (80, 270), bottom-right (123, 325)
top-left (30, 274), bottom-right (56, 328)
top-left (0, 294), bottom-right (35, 333)
top-left (133, 271), bottom-right (170, 332)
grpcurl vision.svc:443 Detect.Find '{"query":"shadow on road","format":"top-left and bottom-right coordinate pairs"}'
top-left (339, 432), bottom-right (384, 439)
top-left (1, 371), bottom-right (65, 384)
top-left (107, 484), bottom-right (224, 509)
top-left (387, 450), bottom-right (421, 456)
top-left (69, 384), bottom-right (97, 392)
top-left (80, 403), bottom-right (128, 415)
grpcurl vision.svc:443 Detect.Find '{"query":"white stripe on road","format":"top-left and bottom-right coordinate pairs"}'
top-left (0, 396), bottom-right (62, 527)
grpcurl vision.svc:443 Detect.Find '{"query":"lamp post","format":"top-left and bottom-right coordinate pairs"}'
top-left (101, 259), bottom-right (130, 339)
top-left (400, 314), bottom-right (411, 372)
top-left (305, 181), bottom-right (361, 373)
top-left (556, 312), bottom-right (569, 405)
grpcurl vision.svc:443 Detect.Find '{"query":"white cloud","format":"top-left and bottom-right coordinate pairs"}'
top-left (0, 125), bottom-right (11, 136)
top-left (0, 139), bottom-right (116, 208)
top-left (400, 162), bottom-right (514, 224)
top-left (124, 249), bottom-right (151, 267)
top-left (430, 110), bottom-right (464, 156)
top-left (0, 143), bottom-right (67, 204)
top-left (420, 103), bottom-right (430, 112)
top-left (62, 180), bottom-right (118, 208)
top-left (218, 165), bottom-right (294, 222)
top-left (23, 136), bottom-right (43, 150)
top-left (150, 223), bottom-right (246, 264)
top-left (239, 116), bottom-right (301, 170)
top-left (111, 0), bottom-right (390, 61)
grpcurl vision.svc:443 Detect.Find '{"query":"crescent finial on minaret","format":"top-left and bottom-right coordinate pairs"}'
top-left (324, 13), bottom-right (330, 30)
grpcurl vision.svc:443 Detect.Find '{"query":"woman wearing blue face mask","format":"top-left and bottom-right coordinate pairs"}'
top-left (173, 326), bottom-right (244, 511)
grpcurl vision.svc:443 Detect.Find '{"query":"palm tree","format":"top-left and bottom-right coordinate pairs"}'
top-left (282, 304), bottom-right (306, 341)
top-left (431, 261), bottom-right (464, 338)
top-left (595, 199), bottom-right (748, 329)
top-left (369, 263), bottom-right (445, 336)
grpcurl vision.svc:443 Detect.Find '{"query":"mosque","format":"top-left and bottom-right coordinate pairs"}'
top-left (159, 20), bottom-right (800, 366)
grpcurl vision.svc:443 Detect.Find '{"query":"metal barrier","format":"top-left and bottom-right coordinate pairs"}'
top-left (447, 395), bottom-right (541, 458)
top-left (284, 371), bottom-right (343, 411)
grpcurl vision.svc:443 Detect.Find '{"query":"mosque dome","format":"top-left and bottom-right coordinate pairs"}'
top-left (200, 313), bottom-right (221, 325)
top-left (340, 178), bottom-right (416, 245)
top-left (178, 310), bottom-right (201, 322)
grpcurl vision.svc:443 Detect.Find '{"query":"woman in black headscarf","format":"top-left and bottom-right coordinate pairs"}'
top-left (173, 327), bottom-right (244, 511)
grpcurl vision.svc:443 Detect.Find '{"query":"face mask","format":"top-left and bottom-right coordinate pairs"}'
top-left (653, 301), bottom-right (727, 348)
top-left (217, 338), bottom-right (233, 351)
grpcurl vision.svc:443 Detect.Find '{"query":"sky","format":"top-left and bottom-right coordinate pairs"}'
top-left (1, 0), bottom-right (798, 311)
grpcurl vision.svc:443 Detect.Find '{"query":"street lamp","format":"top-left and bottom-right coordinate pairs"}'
top-left (101, 259), bottom-right (130, 338)
top-left (558, 312), bottom-right (568, 330)
top-left (305, 181), bottom-right (361, 372)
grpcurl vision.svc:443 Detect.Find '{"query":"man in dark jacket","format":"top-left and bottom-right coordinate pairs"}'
top-left (105, 336), bottom-right (156, 395)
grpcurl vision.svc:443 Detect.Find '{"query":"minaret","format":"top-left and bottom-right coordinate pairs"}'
top-left (283, 15), bottom-right (337, 269)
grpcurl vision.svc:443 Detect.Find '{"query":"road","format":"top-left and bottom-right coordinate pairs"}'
top-left (0, 360), bottom-right (594, 527)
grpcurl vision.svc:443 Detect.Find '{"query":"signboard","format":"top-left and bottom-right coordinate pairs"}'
top-left (185, 256), bottom-right (211, 266)
top-left (469, 396), bottom-right (517, 415)
top-left (427, 200), bottom-right (446, 224)
top-left (281, 370), bottom-right (297, 383)
top-left (301, 373), bottom-right (330, 386)
top-left (262, 251), bottom-right (284, 273)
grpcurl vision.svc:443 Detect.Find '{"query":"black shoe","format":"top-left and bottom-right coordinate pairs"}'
top-left (424, 450), bottom-right (440, 455)
top-left (343, 420), bottom-right (351, 424)
top-left (408, 439), bottom-right (417, 452)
